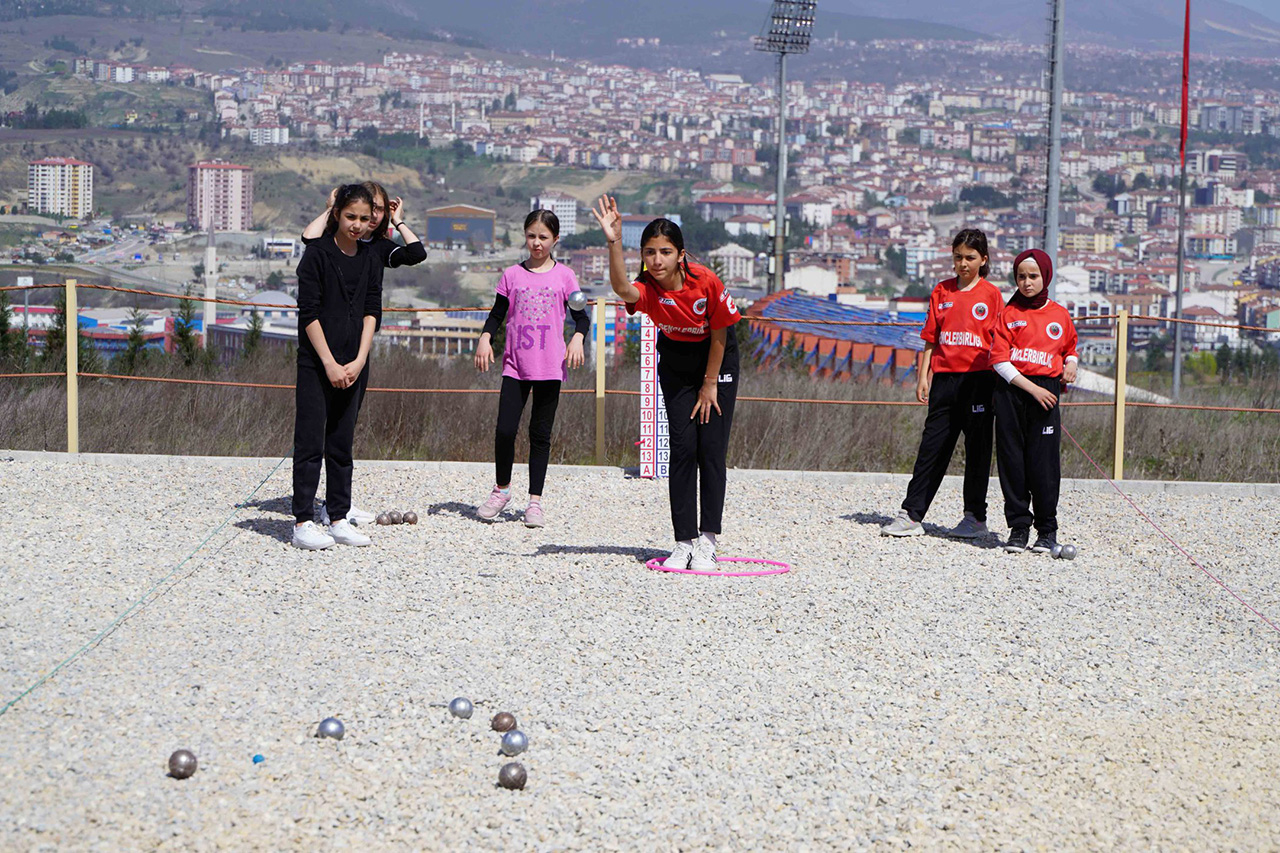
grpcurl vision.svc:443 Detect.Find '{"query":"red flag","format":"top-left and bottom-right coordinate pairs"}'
top-left (1180, 0), bottom-right (1190, 167)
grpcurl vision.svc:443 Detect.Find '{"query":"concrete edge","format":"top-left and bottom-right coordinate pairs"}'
top-left (4, 449), bottom-right (1278, 497)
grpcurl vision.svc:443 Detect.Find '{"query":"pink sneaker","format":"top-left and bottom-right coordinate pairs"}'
top-left (477, 487), bottom-right (511, 520)
top-left (524, 500), bottom-right (544, 528)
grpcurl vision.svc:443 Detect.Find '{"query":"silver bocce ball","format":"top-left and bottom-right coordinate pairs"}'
top-left (1050, 544), bottom-right (1063, 559)
top-left (498, 761), bottom-right (527, 790)
top-left (1060, 544), bottom-right (1078, 560)
top-left (448, 697), bottom-right (474, 719)
top-left (500, 729), bottom-right (529, 756)
top-left (316, 717), bottom-right (345, 740)
top-left (168, 749), bottom-right (198, 779)
top-left (567, 290), bottom-right (588, 312)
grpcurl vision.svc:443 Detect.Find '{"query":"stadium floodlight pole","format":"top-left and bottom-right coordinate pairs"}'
top-left (755, 0), bottom-right (817, 295)
top-left (1043, 0), bottom-right (1064, 300)
top-left (1172, 0), bottom-right (1191, 399)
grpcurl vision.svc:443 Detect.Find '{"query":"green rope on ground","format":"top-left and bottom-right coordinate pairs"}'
top-left (0, 455), bottom-right (289, 719)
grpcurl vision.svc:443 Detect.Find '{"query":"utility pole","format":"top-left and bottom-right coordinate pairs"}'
top-left (1043, 0), bottom-right (1064, 300)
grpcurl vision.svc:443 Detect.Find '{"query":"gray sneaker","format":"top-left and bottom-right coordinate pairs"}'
top-left (950, 512), bottom-right (988, 539)
top-left (881, 511), bottom-right (924, 537)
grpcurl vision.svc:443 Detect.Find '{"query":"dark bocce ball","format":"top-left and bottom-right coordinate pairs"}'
top-left (376, 513), bottom-right (392, 526)
top-left (168, 749), bottom-right (198, 779)
top-left (389, 510), bottom-right (404, 525)
top-left (403, 511), bottom-right (418, 525)
top-left (498, 762), bottom-right (527, 790)
top-left (491, 712), bottom-right (516, 732)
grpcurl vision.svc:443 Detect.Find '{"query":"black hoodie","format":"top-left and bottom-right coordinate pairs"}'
top-left (295, 235), bottom-right (384, 366)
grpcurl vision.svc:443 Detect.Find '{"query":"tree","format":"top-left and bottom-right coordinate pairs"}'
top-left (172, 289), bottom-right (201, 367)
top-left (265, 270), bottom-right (284, 289)
top-left (883, 246), bottom-right (907, 279)
top-left (41, 292), bottom-right (101, 374)
top-left (1215, 342), bottom-right (1232, 381)
top-left (242, 309), bottom-right (263, 361)
top-left (114, 307), bottom-right (150, 375)
top-left (1131, 172), bottom-right (1152, 191)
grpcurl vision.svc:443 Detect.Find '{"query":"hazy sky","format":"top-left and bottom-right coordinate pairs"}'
top-left (1232, 0), bottom-right (1277, 15)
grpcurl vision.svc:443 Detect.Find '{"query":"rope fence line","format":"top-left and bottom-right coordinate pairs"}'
top-left (4, 281), bottom-right (1275, 334)
top-left (3, 370), bottom-right (1278, 415)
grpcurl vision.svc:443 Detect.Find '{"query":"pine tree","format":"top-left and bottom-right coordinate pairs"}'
top-left (172, 289), bottom-right (200, 367)
top-left (0, 290), bottom-right (13, 365)
top-left (41, 293), bottom-right (101, 374)
top-left (114, 307), bottom-right (150, 375)
top-left (242, 308), bottom-right (263, 362)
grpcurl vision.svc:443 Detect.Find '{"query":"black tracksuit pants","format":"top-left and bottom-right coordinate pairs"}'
top-left (994, 376), bottom-right (1062, 536)
top-left (495, 375), bottom-right (562, 496)
top-left (292, 359), bottom-right (368, 523)
top-left (658, 333), bottom-right (740, 542)
top-left (901, 371), bottom-right (995, 523)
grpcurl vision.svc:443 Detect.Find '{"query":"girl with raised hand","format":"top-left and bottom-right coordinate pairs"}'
top-left (473, 209), bottom-right (590, 528)
top-left (882, 228), bottom-right (1003, 539)
top-left (990, 249), bottom-right (1079, 555)
top-left (300, 181), bottom-right (426, 527)
top-left (592, 195), bottom-right (742, 571)
top-left (291, 184), bottom-right (385, 551)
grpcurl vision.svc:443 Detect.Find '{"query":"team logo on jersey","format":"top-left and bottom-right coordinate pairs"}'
top-left (1046, 321), bottom-right (1064, 340)
top-left (725, 295), bottom-right (737, 314)
top-left (1042, 426), bottom-right (1055, 435)
top-left (659, 297), bottom-right (677, 306)
top-left (972, 302), bottom-right (989, 321)
top-left (693, 297), bottom-right (707, 315)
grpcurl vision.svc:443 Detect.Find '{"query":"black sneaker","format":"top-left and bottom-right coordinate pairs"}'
top-left (1030, 534), bottom-right (1058, 554)
top-left (1004, 527), bottom-right (1030, 553)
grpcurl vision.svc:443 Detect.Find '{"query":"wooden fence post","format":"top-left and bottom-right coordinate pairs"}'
top-left (1112, 309), bottom-right (1128, 480)
top-left (595, 297), bottom-right (606, 465)
top-left (65, 277), bottom-right (79, 454)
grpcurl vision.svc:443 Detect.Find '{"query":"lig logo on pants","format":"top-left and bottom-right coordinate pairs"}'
top-left (639, 314), bottom-right (669, 479)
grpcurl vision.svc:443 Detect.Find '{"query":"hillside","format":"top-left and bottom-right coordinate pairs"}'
top-left (831, 0), bottom-right (1280, 52)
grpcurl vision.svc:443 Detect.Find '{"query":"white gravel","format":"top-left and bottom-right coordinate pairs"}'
top-left (1, 452), bottom-right (1278, 850)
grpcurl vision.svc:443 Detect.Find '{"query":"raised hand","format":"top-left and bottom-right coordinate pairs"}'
top-left (326, 186), bottom-right (338, 209)
top-left (388, 196), bottom-right (403, 221)
top-left (591, 195), bottom-right (622, 245)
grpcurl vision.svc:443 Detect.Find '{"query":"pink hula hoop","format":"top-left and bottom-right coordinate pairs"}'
top-left (644, 557), bottom-right (791, 577)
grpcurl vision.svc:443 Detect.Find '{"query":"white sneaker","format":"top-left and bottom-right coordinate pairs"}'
top-left (292, 520), bottom-right (335, 550)
top-left (690, 536), bottom-right (718, 570)
top-left (662, 540), bottom-right (695, 570)
top-left (318, 501), bottom-right (376, 526)
top-left (329, 519), bottom-right (372, 547)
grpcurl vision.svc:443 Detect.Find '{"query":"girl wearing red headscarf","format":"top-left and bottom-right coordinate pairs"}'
top-left (990, 248), bottom-right (1078, 555)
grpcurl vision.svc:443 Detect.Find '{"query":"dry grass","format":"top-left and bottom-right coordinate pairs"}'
top-left (2, 347), bottom-right (1280, 483)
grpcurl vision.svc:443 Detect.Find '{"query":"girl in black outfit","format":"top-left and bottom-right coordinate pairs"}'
top-left (301, 181), bottom-right (426, 526)
top-left (291, 184), bottom-right (384, 550)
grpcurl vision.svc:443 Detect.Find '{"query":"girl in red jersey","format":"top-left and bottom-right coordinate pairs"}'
top-left (883, 229), bottom-right (1003, 539)
top-left (990, 248), bottom-right (1079, 554)
top-left (592, 195), bottom-right (742, 571)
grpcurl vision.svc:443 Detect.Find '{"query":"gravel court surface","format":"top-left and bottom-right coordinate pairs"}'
top-left (1, 453), bottom-right (1278, 850)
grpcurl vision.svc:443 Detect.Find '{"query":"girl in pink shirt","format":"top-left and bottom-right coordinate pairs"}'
top-left (473, 209), bottom-right (591, 527)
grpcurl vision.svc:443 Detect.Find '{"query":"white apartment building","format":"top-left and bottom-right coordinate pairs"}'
top-left (27, 157), bottom-right (94, 218)
top-left (187, 160), bottom-right (254, 231)
top-left (249, 125), bottom-right (289, 145)
top-left (530, 192), bottom-right (579, 236)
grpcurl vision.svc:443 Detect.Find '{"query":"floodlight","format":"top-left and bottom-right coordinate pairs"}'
top-left (755, 1), bottom-right (817, 56)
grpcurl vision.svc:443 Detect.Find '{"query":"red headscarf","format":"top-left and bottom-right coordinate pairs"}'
top-left (1010, 248), bottom-right (1053, 309)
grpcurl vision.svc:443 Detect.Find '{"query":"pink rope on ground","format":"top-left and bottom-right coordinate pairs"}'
top-left (1061, 425), bottom-right (1280, 635)
top-left (645, 557), bottom-right (791, 577)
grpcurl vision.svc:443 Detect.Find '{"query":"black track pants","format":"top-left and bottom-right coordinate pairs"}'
top-left (495, 375), bottom-right (562, 496)
top-left (901, 371), bottom-right (995, 523)
top-left (658, 333), bottom-right (740, 542)
top-left (292, 360), bottom-right (368, 523)
top-left (994, 376), bottom-right (1062, 536)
